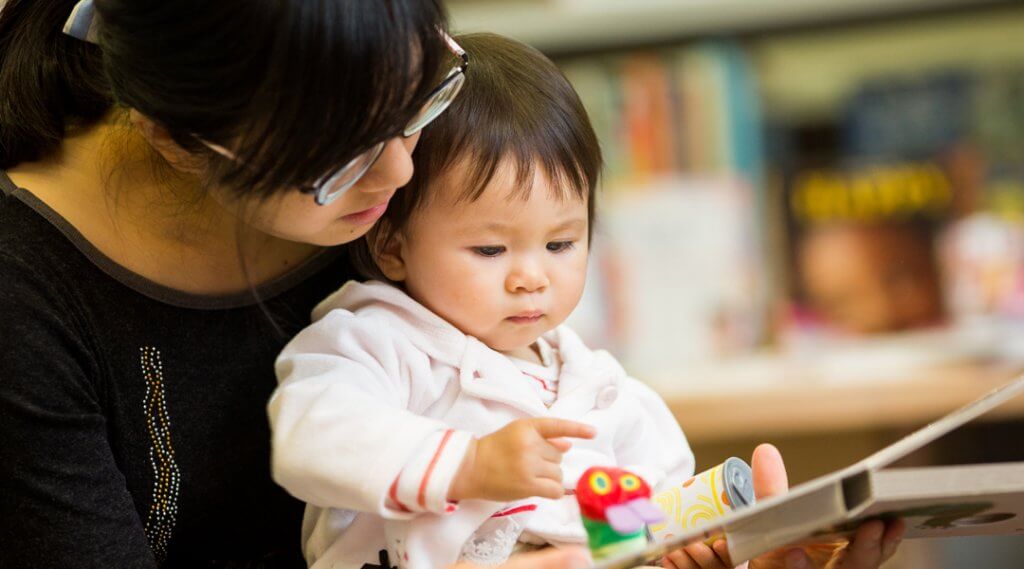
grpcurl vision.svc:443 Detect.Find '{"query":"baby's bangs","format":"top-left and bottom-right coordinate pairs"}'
top-left (450, 140), bottom-right (594, 207)
top-left (217, 0), bottom-right (448, 197)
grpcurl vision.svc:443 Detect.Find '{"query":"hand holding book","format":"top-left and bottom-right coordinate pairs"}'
top-left (662, 444), bottom-right (905, 569)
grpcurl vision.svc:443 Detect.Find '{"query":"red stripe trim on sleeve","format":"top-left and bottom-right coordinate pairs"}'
top-left (389, 476), bottom-right (411, 513)
top-left (418, 429), bottom-right (455, 509)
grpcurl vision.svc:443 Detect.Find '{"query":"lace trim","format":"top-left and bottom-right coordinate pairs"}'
top-left (459, 517), bottom-right (525, 566)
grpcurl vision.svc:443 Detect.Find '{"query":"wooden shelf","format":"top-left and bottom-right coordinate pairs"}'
top-left (447, 0), bottom-right (1004, 55)
top-left (658, 362), bottom-right (1024, 443)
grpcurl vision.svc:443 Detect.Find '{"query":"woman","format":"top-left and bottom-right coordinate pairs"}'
top-left (0, 1), bottom-right (900, 567)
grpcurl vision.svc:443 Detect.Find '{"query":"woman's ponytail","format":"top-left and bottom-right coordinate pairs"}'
top-left (0, 0), bottom-right (111, 169)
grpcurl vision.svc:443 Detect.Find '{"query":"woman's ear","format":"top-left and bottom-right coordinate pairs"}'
top-left (129, 109), bottom-right (203, 174)
top-left (374, 231), bottom-right (408, 282)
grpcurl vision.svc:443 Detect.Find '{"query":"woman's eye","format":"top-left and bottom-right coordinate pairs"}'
top-left (547, 241), bottom-right (575, 253)
top-left (472, 246), bottom-right (506, 257)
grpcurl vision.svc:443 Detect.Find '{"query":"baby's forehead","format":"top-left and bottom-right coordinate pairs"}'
top-left (431, 181), bottom-right (586, 222)
top-left (430, 158), bottom-right (587, 208)
top-left (434, 199), bottom-right (588, 242)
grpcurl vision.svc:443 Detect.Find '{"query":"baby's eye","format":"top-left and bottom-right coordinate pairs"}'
top-left (546, 241), bottom-right (575, 253)
top-left (472, 246), bottom-right (506, 257)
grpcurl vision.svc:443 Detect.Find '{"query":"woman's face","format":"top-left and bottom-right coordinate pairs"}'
top-left (213, 131), bottom-right (422, 246)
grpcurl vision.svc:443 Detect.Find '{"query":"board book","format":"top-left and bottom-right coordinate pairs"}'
top-left (596, 375), bottom-right (1024, 568)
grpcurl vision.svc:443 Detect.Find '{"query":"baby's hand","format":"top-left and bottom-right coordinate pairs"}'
top-left (448, 418), bottom-right (596, 502)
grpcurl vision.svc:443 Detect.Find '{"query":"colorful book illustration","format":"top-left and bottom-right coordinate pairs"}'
top-left (774, 68), bottom-right (1024, 337)
top-left (594, 374), bottom-right (1024, 569)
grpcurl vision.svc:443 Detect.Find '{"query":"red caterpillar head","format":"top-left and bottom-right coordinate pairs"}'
top-left (575, 466), bottom-right (655, 525)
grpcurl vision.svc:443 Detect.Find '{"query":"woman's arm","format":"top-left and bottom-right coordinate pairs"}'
top-left (0, 254), bottom-right (157, 567)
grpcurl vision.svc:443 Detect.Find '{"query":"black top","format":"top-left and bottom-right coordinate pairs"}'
top-left (0, 174), bottom-right (356, 568)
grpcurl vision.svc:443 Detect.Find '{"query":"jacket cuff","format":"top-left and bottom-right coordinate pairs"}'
top-left (386, 429), bottom-right (473, 515)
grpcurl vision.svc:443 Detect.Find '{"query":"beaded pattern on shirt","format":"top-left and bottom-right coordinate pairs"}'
top-left (140, 347), bottom-right (180, 562)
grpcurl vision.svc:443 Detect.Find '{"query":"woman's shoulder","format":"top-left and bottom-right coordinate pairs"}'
top-left (0, 195), bottom-right (102, 397)
top-left (0, 190), bottom-right (81, 299)
top-left (1, 185), bottom-right (66, 251)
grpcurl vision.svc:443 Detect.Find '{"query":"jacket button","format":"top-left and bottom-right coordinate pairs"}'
top-left (595, 385), bottom-right (618, 409)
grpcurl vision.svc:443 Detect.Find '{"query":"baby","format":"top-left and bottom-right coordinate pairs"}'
top-left (269, 33), bottom-right (695, 569)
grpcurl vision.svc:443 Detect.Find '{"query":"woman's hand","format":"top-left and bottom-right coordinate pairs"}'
top-left (449, 546), bottom-right (591, 569)
top-left (663, 444), bottom-right (905, 569)
top-left (449, 418), bottom-right (596, 502)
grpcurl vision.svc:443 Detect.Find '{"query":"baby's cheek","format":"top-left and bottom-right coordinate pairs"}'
top-left (555, 279), bottom-right (587, 321)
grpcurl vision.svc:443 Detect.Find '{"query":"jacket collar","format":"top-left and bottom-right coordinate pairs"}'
top-left (314, 280), bottom-right (468, 367)
top-left (316, 281), bottom-right (623, 417)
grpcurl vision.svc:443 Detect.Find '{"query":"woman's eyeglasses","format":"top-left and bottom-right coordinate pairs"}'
top-left (201, 33), bottom-right (469, 206)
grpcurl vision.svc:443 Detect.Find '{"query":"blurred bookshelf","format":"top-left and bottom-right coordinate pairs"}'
top-left (447, 0), bottom-right (1016, 56)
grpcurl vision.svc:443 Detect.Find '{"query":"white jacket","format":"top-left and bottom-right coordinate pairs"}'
top-left (270, 281), bottom-right (695, 568)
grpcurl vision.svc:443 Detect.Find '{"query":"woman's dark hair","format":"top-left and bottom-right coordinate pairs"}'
top-left (353, 32), bottom-right (603, 282)
top-left (0, 0), bottom-right (449, 197)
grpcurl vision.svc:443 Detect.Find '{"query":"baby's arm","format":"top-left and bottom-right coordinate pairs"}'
top-left (269, 310), bottom-right (472, 519)
top-left (269, 310), bottom-right (596, 519)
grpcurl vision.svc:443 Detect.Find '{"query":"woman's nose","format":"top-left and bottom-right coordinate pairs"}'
top-left (358, 133), bottom-right (420, 193)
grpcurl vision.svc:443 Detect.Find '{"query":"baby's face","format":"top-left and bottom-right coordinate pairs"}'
top-left (391, 160), bottom-right (589, 356)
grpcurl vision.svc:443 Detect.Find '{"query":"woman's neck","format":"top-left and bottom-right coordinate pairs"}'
top-left (7, 115), bottom-right (322, 296)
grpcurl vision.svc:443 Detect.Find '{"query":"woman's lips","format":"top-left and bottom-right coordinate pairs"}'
top-left (342, 202), bottom-right (389, 225)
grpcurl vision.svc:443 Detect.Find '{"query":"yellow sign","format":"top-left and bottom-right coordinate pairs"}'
top-left (790, 163), bottom-right (953, 224)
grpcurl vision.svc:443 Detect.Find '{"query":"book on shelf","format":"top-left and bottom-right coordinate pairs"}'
top-left (568, 177), bottom-right (764, 381)
top-left (559, 40), bottom-right (765, 193)
top-left (771, 67), bottom-right (1024, 340)
top-left (559, 42), bottom-right (772, 373)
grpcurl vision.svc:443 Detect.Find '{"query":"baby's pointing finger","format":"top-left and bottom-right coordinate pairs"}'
top-left (531, 418), bottom-right (596, 441)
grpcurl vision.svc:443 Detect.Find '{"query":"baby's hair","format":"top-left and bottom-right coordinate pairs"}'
top-left (352, 32), bottom-right (602, 281)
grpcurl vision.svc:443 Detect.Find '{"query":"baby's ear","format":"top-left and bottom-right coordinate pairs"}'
top-left (374, 231), bottom-right (407, 282)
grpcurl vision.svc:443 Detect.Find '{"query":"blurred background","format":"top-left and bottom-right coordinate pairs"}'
top-left (448, 1), bottom-right (1024, 567)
